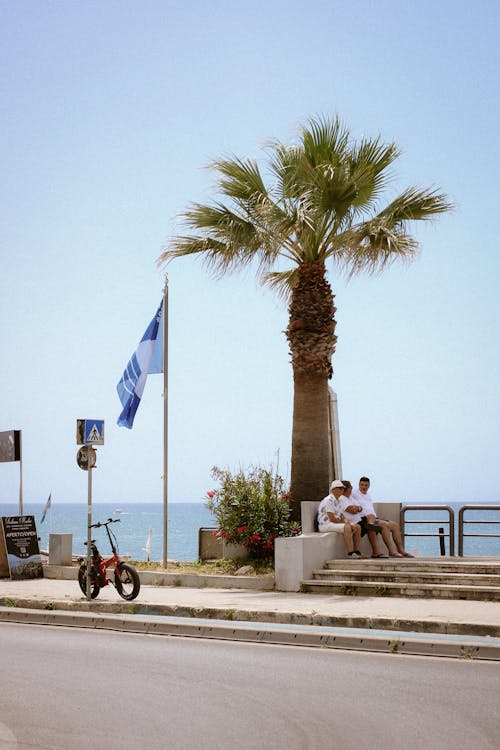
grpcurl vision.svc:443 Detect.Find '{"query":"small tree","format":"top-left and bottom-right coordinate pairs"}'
top-left (206, 465), bottom-right (300, 559)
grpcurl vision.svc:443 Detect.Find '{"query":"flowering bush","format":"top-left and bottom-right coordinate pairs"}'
top-left (206, 465), bottom-right (301, 560)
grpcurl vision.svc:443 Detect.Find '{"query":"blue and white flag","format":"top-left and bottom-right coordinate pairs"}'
top-left (41, 493), bottom-right (52, 523)
top-left (117, 301), bottom-right (163, 429)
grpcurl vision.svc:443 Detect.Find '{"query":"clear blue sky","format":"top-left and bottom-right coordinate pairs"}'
top-left (1, 0), bottom-right (499, 505)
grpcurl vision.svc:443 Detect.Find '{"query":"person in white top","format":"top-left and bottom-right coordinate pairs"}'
top-left (352, 476), bottom-right (414, 558)
top-left (317, 480), bottom-right (362, 557)
top-left (342, 480), bottom-right (389, 558)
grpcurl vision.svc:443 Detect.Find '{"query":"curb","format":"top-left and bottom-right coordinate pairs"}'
top-left (2, 595), bottom-right (499, 639)
top-left (1, 606), bottom-right (499, 660)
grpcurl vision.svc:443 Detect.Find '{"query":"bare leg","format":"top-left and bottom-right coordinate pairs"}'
top-left (388, 521), bottom-right (414, 556)
top-left (343, 524), bottom-right (353, 553)
top-left (367, 530), bottom-right (382, 556)
top-left (379, 523), bottom-right (399, 555)
top-left (352, 524), bottom-right (361, 551)
top-left (388, 521), bottom-right (405, 552)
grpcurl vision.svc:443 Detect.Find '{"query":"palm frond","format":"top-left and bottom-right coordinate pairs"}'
top-left (341, 222), bottom-right (420, 278)
top-left (266, 141), bottom-right (306, 203)
top-left (261, 268), bottom-right (298, 302)
top-left (300, 115), bottom-right (350, 167)
top-left (181, 203), bottom-right (261, 258)
top-left (159, 201), bottom-right (262, 277)
top-left (326, 212), bottom-right (422, 279)
top-left (379, 186), bottom-right (455, 225)
top-left (211, 156), bottom-right (269, 205)
top-left (348, 138), bottom-right (400, 209)
top-left (158, 234), bottom-right (237, 277)
top-left (321, 181), bottom-right (454, 273)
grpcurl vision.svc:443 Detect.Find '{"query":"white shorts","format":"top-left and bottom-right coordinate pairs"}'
top-left (318, 522), bottom-right (344, 532)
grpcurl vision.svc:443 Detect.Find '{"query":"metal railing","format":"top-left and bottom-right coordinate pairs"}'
top-left (401, 505), bottom-right (455, 556)
top-left (458, 505), bottom-right (500, 557)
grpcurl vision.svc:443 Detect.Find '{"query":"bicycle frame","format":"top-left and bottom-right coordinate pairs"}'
top-left (79, 517), bottom-right (140, 601)
top-left (86, 519), bottom-right (122, 588)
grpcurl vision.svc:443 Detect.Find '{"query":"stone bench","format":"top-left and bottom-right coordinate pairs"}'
top-left (275, 500), bottom-right (401, 591)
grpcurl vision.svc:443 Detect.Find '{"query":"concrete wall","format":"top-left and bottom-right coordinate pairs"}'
top-left (198, 528), bottom-right (249, 561)
top-left (275, 501), bottom-right (402, 591)
top-left (198, 528), bottom-right (223, 560)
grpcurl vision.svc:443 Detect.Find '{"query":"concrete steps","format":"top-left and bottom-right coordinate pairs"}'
top-left (325, 559), bottom-right (500, 575)
top-left (302, 557), bottom-right (500, 601)
top-left (312, 569), bottom-right (500, 587)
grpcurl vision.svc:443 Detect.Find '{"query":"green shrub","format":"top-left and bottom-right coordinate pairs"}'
top-left (206, 465), bottom-right (301, 561)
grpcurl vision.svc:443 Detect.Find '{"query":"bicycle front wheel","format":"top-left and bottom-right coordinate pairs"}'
top-left (115, 562), bottom-right (140, 601)
top-left (78, 565), bottom-right (100, 599)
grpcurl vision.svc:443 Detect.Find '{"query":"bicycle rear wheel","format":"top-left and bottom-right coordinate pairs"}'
top-left (114, 562), bottom-right (140, 601)
top-left (78, 565), bottom-right (100, 599)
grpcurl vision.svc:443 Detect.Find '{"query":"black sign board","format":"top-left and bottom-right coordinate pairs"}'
top-left (1, 516), bottom-right (43, 579)
top-left (0, 430), bottom-right (21, 463)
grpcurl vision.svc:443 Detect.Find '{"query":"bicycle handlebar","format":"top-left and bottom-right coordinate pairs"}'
top-left (90, 518), bottom-right (121, 528)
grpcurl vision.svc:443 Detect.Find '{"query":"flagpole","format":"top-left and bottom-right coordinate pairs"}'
top-left (162, 275), bottom-right (169, 568)
top-left (18, 430), bottom-right (23, 515)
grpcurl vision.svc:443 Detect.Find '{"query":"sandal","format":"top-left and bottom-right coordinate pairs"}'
top-left (400, 551), bottom-right (414, 557)
top-left (371, 553), bottom-right (388, 558)
top-left (390, 553), bottom-right (403, 557)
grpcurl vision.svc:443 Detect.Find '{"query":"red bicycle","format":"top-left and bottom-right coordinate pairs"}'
top-left (78, 518), bottom-right (140, 601)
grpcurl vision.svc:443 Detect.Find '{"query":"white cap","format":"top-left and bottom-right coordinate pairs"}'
top-left (330, 480), bottom-right (345, 490)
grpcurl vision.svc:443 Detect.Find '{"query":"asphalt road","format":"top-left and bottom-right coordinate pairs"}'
top-left (1, 623), bottom-right (498, 750)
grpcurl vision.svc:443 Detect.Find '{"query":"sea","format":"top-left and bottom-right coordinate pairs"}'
top-left (0, 502), bottom-right (215, 562)
top-left (0, 501), bottom-right (498, 562)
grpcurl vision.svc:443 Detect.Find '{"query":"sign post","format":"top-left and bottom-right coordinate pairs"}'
top-left (76, 420), bottom-right (104, 601)
top-left (87, 456), bottom-right (92, 600)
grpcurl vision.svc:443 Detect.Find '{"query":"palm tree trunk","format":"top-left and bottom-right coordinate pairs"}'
top-left (286, 262), bottom-right (337, 522)
top-left (290, 373), bottom-right (330, 521)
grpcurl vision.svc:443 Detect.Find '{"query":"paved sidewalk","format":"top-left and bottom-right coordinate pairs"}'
top-left (1, 576), bottom-right (499, 637)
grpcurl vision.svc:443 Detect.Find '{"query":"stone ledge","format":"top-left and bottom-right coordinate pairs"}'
top-left (43, 565), bottom-right (275, 590)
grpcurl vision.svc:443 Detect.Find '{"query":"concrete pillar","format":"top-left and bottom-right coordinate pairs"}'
top-left (49, 534), bottom-right (72, 566)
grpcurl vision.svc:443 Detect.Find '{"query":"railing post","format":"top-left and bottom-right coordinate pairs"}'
top-left (438, 528), bottom-right (445, 556)
top-left (449, 508), bottom-right (455, 556)
top-left (458, 506), bottom-right (464, 557)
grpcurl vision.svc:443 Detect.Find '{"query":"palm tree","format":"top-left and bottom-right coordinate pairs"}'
top-left (158, 116), bottom-right (452, 522)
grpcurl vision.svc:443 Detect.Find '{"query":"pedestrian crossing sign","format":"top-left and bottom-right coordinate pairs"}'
top-left (76, 420), bottom-right (105, 446)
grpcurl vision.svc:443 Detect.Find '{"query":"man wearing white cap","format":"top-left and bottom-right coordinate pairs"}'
top-left (317, 480), bottom-right (362, 557)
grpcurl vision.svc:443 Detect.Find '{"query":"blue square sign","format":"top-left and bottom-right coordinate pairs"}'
top-left (77, 420), bottom-right (104, 445)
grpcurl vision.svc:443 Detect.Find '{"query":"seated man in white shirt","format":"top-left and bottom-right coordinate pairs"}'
top-left (317, 480), bottom-right (362, 557)
top-left (341, 480), bottom-right (389, 558)
top-left (352, 476), bottom-right (414, 558)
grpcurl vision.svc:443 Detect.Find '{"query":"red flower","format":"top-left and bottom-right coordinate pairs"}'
top-left (207, 490), bottom-right (215, 498)
top-left (236, 526), bottom-right (249, 534)
top-left (212, 530), bottom-right (217, 537)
